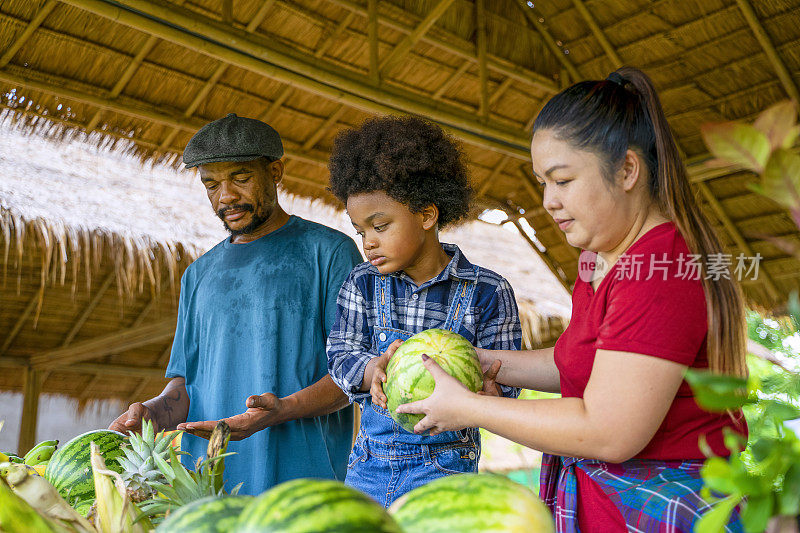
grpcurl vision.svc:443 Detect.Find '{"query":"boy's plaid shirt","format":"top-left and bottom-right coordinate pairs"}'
top-left (327, 243), bottom-right (522, 403)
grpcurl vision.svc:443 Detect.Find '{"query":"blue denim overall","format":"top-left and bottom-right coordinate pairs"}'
top-left (345, 272), bottom-right (481, 507)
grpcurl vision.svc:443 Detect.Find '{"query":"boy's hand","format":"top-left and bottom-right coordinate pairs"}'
top-left (371, 339), bottom-right (403, 409)
top-left (477, 359), bottom-right (502, 397)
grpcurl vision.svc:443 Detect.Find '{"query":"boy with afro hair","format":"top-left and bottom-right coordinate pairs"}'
top-left (326, 115), bottom-right (522, 507)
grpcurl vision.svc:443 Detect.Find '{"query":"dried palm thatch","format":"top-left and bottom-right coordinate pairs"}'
top-left (0, 0), bottom-right (796, 310)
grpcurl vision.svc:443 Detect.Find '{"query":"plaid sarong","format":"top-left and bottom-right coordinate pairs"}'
top-left (540, 453), bottom-right (743, 533)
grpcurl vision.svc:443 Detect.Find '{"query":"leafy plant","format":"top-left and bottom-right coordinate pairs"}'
top-left (691, 100), bottom-right (800, 533)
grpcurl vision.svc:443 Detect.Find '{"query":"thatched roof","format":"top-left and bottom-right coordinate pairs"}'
top-left (0, 0), bottom-right (797, 310)
top-left (0, 124), bottom-right (569, 406)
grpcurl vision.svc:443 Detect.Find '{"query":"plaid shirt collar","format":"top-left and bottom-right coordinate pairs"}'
top-left (367, 243), bottom-right (477, 288)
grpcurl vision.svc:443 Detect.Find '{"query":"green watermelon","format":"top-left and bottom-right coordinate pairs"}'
top-left (384, 328), bottom-right (483, 433)
top-left (44, 429), bottom-right (127, 506)
top-left (73, 499), bottom-right (94, 517)
top-left (234, 478), bottom-right (402, 533)
top-left (157, 495), bottom-right (252, 532)
top-left (389, 473), bottom-right (554, 532)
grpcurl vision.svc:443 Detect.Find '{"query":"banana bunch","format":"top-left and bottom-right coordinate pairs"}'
top-left (23, 439), bottom-right (58, 466)
top-left (0, 439), bottom-right (58, 476)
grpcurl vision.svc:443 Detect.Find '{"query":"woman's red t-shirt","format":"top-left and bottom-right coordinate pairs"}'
top-left (553, 222), bottom-right (747, 531)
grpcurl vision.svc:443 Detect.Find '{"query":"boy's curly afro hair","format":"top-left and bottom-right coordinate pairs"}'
top-left (328, 115), bottom-right (472, 228)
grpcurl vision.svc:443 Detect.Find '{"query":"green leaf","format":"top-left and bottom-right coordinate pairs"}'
top-left (702, 457), bottom-right (737, 495)
top-left (779, 464), bottom-right (800, 515)
top-left (760, 400), bottom-right (800, 421)
top-left (762, 149), bottom-right (800, 211)
top-left (753, 100), bottom-right (799, 150)
top-left (750, 437), bottom-right (778, 462)
top-left (701, 122), bottom-right (770, 173)
top-left (740, 493), bottom-right (773, 533)
top-left (685, 370), bottom-right (751, 411)
top-left (696, 496), bottom-right (741, 533)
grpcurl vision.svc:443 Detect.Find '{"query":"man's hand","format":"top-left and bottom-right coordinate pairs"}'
top-left (370, 339), bottom-right (403, 409)
top-left (178, 393), bottom-right (285, 441)
top-left (108, 402), bottom-right (157, 434)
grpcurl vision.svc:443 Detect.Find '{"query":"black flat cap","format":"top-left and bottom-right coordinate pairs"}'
top-left (183, 113), bottom-right (284, 168)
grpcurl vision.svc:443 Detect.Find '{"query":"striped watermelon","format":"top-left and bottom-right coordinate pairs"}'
top-left (234, 478), bottom-right (402, 532)
top-left (44, 429), bottom-right (127, 506)
top-left (73, 499), bottom-right (94, 517)
top-left (389, 473), bottom-right (554, 532)
top-left (157, 495), bottom-right (252, 532)
top-left (385, 328), bottom-right (482, 433)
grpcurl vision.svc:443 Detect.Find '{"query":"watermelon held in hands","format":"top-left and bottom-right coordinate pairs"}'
top-left (157, 495), bottom-right (252, 532)
top-left (44, 429), bottom-right (127, 507)
top-left (234, 478), bottom-right (402, 533)
top-left (384, 328), bottom-right (483, 433)
top-left (389, 473), bottom-right (555, 533)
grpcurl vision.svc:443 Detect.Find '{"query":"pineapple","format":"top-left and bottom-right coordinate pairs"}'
top-left (118, 419), bottom-right (177, 503)
top-left (139, 421), bottom-right (241, 522)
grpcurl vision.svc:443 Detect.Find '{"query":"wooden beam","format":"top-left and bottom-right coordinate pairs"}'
top-left (513, 0), bottom-right (581, 81)
top-left (85, 35), bottom-right (159, 132)
top-left (85, 0), bottom-right (193, 132)
top-left (129, 378), bottom-right (152, 402)
top-left (0, 65), bottom-right (324, 172)
top-left (697, 182), bottom-right (780, 302)
top-left (326, 0), bottom-right (558, 93)
top-left (489, 77), bottom-right (514, 107)
top-left (261, 85), bottom-right (294, 123)
top-left (476, 0), bottom-right (489, 119)
top-left (61, 272), bottom-right (114, 348)
top-left (433, 61), bottom-right (471, 99)
top-left (379, 0), bottom-right (456, 75)
top-left (61, 0), bottom-right (531, 158)
top-left (0, 0), bottom-right (58, 69)
top-left (511, 219), bottom-right (572, 293)
top-left (570, 0), bottom-right (622, 69)
top-left (734, 0), bottom-right (800, 103)
top-left (157, 343), bottom-right (173, 367)
top-left (577, 3), bottom-right (736, 74)
top-left (157, 2), bottom-right (275, 151)
top-left (315, 11), bottom-right (355, 59)
top-left (477, 155), bottom-right (510, 196)
top-left (127, 342), bottom-right (172, 403)
top-left (221, 0), bottom-right (233, 24)
top-left (367, 0), bottom-right (379, 85)
top-left (0, 357), bottom-right (165, 379)
top-left (29, 318), bottom-right (177, 369)
top-left (302, 105), bottom-right (346, 151)
top-left (18, 367), bottom-right (44, 455)
top-left (78, 294), bottom-right (159, 400)
top-left (0, 291), bottom-right (39, 356)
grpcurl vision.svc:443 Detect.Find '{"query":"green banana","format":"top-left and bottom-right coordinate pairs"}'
top-left (23, 440), bottom-right (58, 465)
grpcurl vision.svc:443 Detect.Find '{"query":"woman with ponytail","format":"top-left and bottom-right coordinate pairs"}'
top-left (394, 67), bottom-right (747, 532)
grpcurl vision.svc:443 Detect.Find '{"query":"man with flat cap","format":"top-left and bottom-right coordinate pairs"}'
top-left (109, 113), bottom-right (362, 495)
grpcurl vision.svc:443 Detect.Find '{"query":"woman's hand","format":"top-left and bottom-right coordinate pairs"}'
top-left (395, 354), bottom-right (479, 435)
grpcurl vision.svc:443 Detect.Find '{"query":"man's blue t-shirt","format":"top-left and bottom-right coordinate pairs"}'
top-left (165, 215), bottom-right (362, 495)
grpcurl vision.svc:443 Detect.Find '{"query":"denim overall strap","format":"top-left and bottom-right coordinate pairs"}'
top-left (375, 274), bottom-right (391, 329)
top-left (441, 266), bottom-right (480, 334)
